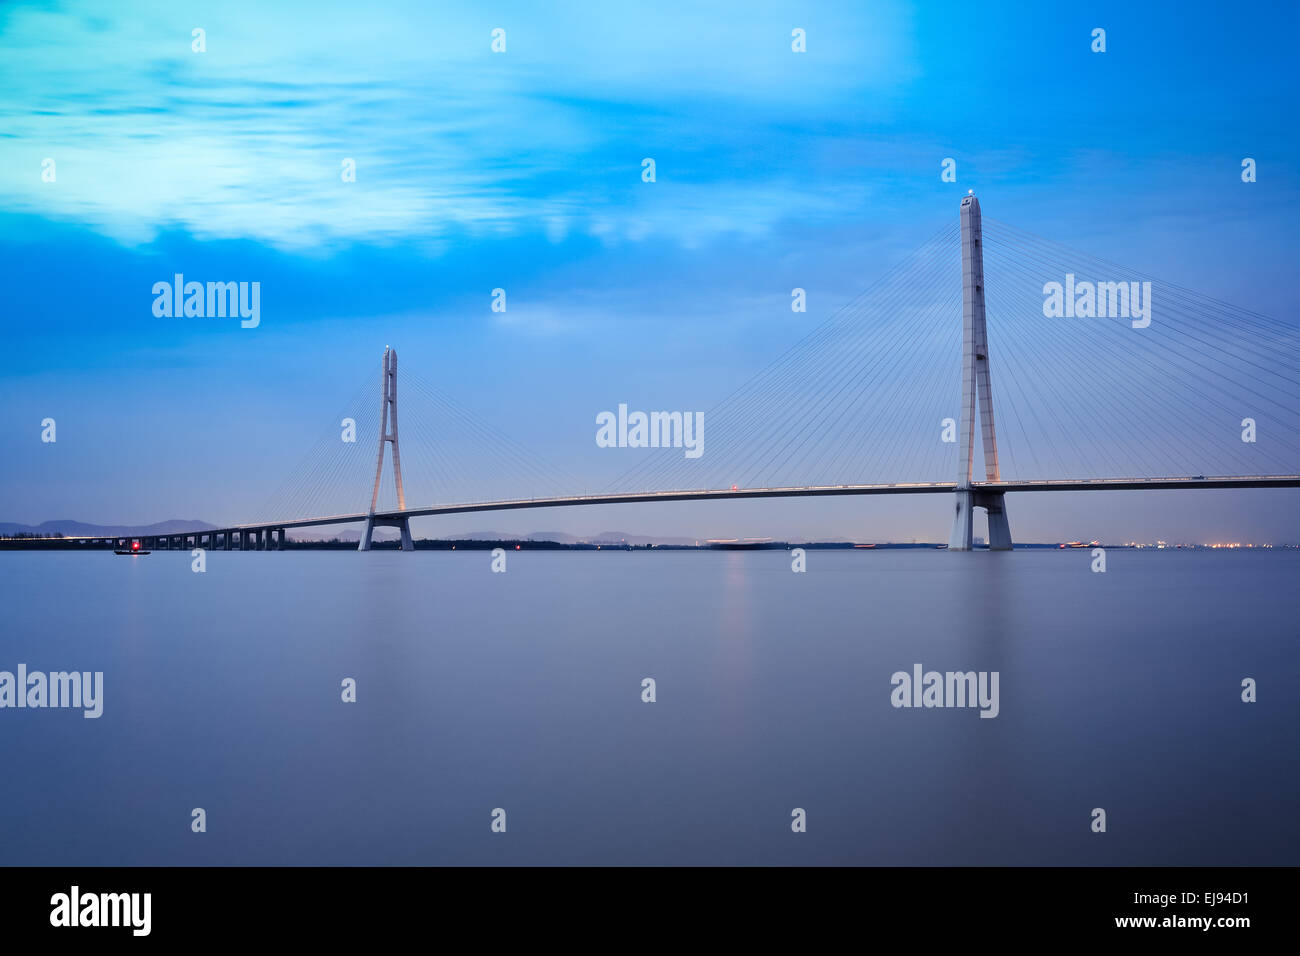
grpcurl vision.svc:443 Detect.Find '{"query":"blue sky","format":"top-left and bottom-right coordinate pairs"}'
top-left (2, 0), bottom-right (1298, 542)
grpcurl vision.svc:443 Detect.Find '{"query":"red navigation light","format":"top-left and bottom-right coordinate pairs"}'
top-left (731, 484), bottom-right (739, 491)
top-left (515, 544), bottom-right (521, 550)
top-left (132, 541), bottom-right (140, 550)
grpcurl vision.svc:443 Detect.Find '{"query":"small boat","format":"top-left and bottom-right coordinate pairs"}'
top-left (115, 540), bottom-right (149, 555)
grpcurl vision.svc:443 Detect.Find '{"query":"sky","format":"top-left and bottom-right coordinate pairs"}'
top-left (2, 0), bottom-right (1298, 543)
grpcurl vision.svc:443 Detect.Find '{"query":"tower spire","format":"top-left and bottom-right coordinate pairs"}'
top-left (949, 194), bottom-right (1012, 550)
top-left (368, 346), bottom-right (406, 513)
top-left (359, 346), bottom-right (414, 551)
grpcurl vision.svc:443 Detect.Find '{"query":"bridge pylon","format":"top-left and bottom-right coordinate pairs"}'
top-left (949, 193), bottom-right (1012, 551)
top-left (359, 346), bottom-right (414, 551)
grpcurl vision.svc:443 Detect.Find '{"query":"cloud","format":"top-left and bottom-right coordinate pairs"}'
top-left (0, 0), bottom-right (911, 250)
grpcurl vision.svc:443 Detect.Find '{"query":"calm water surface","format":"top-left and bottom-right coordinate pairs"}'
top-left (1, 549), bottom-right (1296, 865)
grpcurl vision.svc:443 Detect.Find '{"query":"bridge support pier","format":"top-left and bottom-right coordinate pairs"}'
top-left (358, 515), bottom-right (414, 552)
top-left (949, 489), bottom-right (1012, 551)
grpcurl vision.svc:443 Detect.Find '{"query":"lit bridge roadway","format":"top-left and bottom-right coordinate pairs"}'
top-left (89, 475), bottom-right (1300, 551)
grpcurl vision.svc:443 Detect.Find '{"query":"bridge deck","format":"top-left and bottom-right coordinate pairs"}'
top-left (202, 475), bottom-right (1300, 532)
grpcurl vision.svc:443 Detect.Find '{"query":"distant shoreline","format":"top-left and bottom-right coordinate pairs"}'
top-left (0, 537), bottom-right (1195, 552)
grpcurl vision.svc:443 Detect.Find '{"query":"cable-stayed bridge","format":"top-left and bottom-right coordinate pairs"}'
top-left (88, 194), bottom-right (1300, 552)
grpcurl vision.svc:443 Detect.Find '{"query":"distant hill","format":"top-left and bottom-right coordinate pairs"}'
top-left (0, 519), bottom-right (216, 537)
top-left (6, 520), bottom-right (844, 548)
top-left (430, 529), bottom-right (702, 546)
top-left (287, 528), bottom-right (705, 545)
top-left (286, 528), bottom-right (694, 545)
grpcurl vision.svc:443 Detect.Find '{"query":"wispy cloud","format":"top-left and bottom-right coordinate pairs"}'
top-left (0, 0), bottom-right (912, 249)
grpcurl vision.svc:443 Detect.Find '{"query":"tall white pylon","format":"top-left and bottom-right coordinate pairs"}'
top-left (949, 193), bottom-right (1013, 551)
top-left (359, 346), bottom-right (414, 551)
